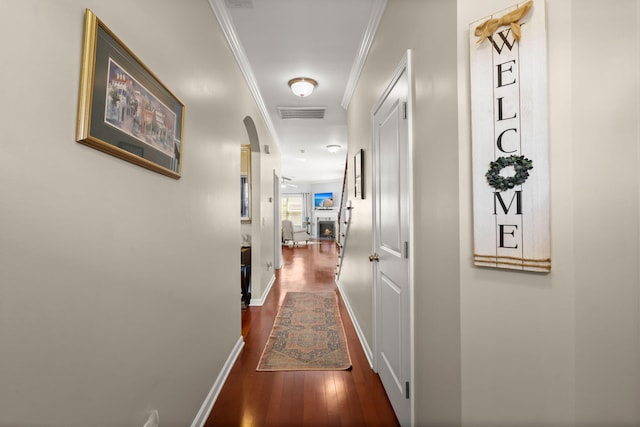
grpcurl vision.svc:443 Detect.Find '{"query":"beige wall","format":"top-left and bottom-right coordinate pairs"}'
top-left (571, 1), bottom-right (640, 425)
top-left (458, 1), bottom-right (575, 425)
top-left (0, 1), bottom-right (277, 426)
top-left (255, 136), bottom-right (279, 300)
top-left (343, 0), bottom-right (461, 424)
top-left (343, 0), bottom-right (640, 426)
top-left (459, 0), bottom-right (640, 425)
top-left (241, 116), bottom-right (279, 304)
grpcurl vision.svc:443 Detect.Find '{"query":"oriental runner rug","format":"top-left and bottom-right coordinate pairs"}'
top-left (256, 291), bottom-right (352, 371)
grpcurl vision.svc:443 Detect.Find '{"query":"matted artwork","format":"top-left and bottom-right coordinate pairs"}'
top-left (76, 9), bottom-right (185, 179)
top-left (469, 0), bottom-right (551, 272)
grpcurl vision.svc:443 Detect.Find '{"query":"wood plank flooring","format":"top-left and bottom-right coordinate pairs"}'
top-left (205, 241), bottom-right (399, 427)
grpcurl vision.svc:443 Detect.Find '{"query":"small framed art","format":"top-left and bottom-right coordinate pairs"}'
top-left (354, 148), bottom-right (364, 199)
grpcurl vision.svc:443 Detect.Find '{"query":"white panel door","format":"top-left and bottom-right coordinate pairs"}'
top-left (372, 53), bottom-right (411, 426)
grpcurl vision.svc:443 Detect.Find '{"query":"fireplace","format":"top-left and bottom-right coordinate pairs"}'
top-left (317, 220), bottom-right (336, 240)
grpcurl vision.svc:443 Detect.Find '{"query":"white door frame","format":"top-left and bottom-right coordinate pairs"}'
top-left (371, 50), bottom-right (414, 425)
top-left (273, 171), bottom-right (282, 270)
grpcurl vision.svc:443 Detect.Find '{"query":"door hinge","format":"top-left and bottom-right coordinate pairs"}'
top-left (402, 102), bottom-right (408, 120)
top-left (405, 381), bottom-right (410, 399)
top-left (404, 241), bottom-right (409, 259)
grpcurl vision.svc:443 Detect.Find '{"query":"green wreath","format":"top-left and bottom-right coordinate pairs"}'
top-left (485, 155), bottom-right (533, 191)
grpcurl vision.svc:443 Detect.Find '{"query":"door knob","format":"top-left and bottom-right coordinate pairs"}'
top-left (369, 253), bottom-right (380, 262)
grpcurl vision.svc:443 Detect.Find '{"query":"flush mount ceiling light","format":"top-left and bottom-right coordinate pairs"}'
top-left (288, 77), bottom-right (318, 97)
top-left (326, 144), bottom-right (341, 153)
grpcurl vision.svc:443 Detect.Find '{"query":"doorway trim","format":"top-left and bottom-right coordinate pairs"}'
top-left (273, 171), bottom-right (282, 270)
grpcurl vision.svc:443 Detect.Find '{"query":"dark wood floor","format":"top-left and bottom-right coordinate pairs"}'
top-left (205, 241), bottom-right (399, 427)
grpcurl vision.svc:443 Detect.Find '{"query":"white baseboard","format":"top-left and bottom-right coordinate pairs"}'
top-left (335, 279), bottom-right (374, 368)
top-left (250, 273), bottom-right (275, 306)
top-left (190, 336), bottom-right (244, 427)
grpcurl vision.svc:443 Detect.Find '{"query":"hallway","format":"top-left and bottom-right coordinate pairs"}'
top-left (205, 242), bottom-right (399, 426)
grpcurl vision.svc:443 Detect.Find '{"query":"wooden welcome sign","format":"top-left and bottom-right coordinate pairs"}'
top-left (469, 0), bottom-right (550, 272)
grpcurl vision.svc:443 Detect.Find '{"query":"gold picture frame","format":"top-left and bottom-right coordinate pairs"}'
top-left (76, 9), bottom-right (185, 179)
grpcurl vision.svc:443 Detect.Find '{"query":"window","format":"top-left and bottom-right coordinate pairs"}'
top-left (281, 194), bottom-right (303, 228)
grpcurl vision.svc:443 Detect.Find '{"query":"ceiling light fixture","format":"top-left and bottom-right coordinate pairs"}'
top-left (326, 144), bottom-right (341, 153)
top-left (288, 77), bottom-right (318, 97)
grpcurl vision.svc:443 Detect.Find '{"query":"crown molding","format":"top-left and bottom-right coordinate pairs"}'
top-left (341, 0), bottom-right (388, 110)
top-left (207, 0), bottom-right (280, 150)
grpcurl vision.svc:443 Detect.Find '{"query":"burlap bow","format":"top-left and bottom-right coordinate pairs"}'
top-left (475, 0), bottom-right (533, 44)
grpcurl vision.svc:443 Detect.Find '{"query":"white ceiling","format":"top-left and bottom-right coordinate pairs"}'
top-left (209, 0), bottom-right (385, 186)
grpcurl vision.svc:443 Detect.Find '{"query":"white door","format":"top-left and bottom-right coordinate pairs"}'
top-left (371, 52), bottom-right (412, 426)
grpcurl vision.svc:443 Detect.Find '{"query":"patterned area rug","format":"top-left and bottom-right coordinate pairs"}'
top-left (256, 291), bottom-right (352, 371)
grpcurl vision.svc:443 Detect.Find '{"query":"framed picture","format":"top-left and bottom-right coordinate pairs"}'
top-left (354, 148), bottom-right (364, 199)
top-left (76, 9), bottom-right (185, 179)
top-left (240, 145), bottom-right (252, 222)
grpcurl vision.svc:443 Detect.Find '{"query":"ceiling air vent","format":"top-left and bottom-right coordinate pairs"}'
top-left (277, 107), bottom-right (326, 120)
top-left (225, 0), bottom-right (253, 8)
